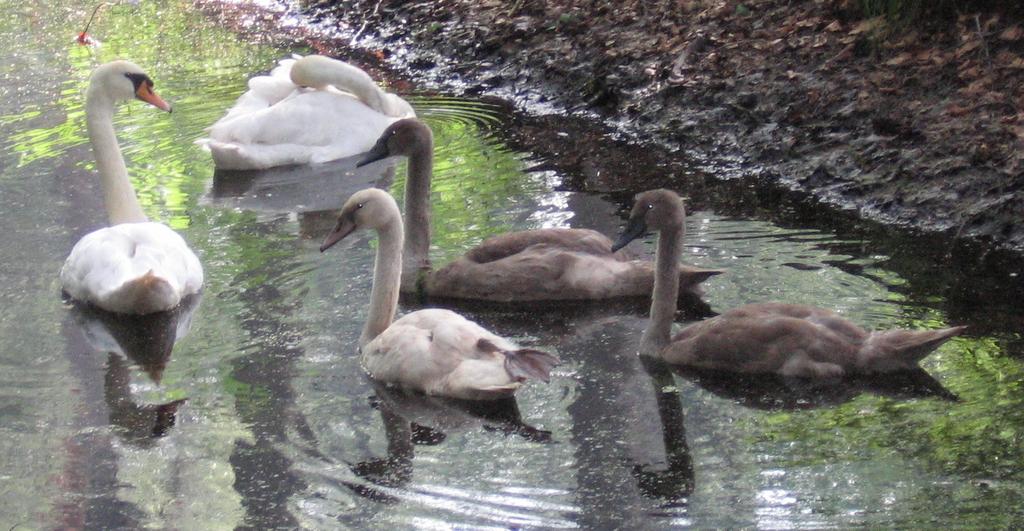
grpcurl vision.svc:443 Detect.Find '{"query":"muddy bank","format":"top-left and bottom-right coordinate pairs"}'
top-left (194, 0), bottom-right (1023, 256)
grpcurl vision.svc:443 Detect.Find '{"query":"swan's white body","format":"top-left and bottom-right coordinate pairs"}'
top-left (62, 223), bottom-right (203, 314)
top-left (61, 61), bottom-right (203, 315)
top-left (201, 55), bottom-right (416, 170)
top-left (320, 188), bottom-right (558, 400)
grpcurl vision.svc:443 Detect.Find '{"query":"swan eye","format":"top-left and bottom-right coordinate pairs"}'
top-left (646, 204), bottom-right (654, 210)
top-left (124, 72), bottom-right (151, 91)
top-left (356, 203), bottom-right (364, 209)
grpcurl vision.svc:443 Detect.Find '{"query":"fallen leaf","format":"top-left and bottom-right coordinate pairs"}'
top-left (931, 52), bottom-right (952, 67)
top-left (947, 104), bottom-right (970, 117)
top-left (796, 17), bottom-right (821, 29)
top-left (956, 40), bottom-right (981, 58)
top-left (885, 52), bottom-right (914, 66)
top-left (825, 20), bottom-right (842, 32)
top-left (960, 78), bottom-right (991, 97)
top-left (983, 14), bottom-right (1000, 32)
top-left (850, 17), bottom-right (883, 35)
top-left (891, 32), bottom-right (920, 48)
top-left (1000, 25), bottom-right (1023, 41)
top-left (959, 65), bottom-right (981, 79)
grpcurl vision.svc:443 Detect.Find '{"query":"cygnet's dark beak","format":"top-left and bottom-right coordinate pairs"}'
top-left (356, 139), bottom-right (390, 168)
top-left (320, 217), bottom-right (357, 252)
top-left (611, 215), bottom-right (647, 252)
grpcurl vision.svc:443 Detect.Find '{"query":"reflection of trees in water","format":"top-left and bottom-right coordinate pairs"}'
top-left (205, 156), bottom-right (398, 527)
top-left (223, 247), bottom-right (312, 528)
top-left (208, 156), bottom-right (396, 224)
top-left (674, 366), bottom-right (957, 411)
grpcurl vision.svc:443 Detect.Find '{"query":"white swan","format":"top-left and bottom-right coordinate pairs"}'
top-left (615, 189), bottom-right (966, 377)
top-left (320, 188), bottom-right (559, 400)
top-left (60, 61), bottom-right (203, 315)
top-left (201, 55), bottom-right (416, 170)
top-left (358, 118), bottom-right (721, 303)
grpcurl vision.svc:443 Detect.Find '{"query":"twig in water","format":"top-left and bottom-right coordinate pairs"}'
top-left (77, 2), bottom-right (111, 44)
top-left (974, 14), bottom-right (991, 62)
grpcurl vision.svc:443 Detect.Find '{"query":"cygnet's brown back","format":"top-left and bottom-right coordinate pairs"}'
top-left (663, 302), bottom-right (964, 377)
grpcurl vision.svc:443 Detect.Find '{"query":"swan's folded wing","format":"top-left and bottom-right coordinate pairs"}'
top-left (209, 62), bottom-right (300, 128)
top-left (61, 223), bottom-right (203, 313)
top-left (464, 228), bottom-right (615, 264)
top-left (431, 243), bottom-right (645, 301)
top-left (363, 309), bottom-right (519, 397)
top-left (208, 91), bottom-right (399, 154)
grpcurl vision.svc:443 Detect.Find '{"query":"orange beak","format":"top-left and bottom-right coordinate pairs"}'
top-left (136, 83), bottom-right (172, 112)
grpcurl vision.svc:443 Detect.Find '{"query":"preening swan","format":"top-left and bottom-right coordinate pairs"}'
top-left (320, 188), bottom-right (559, 400)
top-left (201, 55), bottom-right (415, 170)
top-left (60, 61), bottom-right (203, 315)
top-left (615, 189), bottom-right (966, 377)
top-left (358, 118), bottom-right (721, 303)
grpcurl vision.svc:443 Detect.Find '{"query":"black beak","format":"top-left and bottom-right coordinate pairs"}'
top-left (320, 218), bottom-right (357, 252)
top-left (357, 139), bottom-right (390, 168)
top-left (611, 215), bottom-right (647, 252)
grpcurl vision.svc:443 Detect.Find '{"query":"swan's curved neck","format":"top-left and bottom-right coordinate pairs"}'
top-left (642, 224), bottom-right (683, 354)
top-left (318, 61), bottom-right (389, 115)
top-left (85, 91), bottom-right (147, 225)
top-left (361, 217), bottom-right (404, 347)
top-left (402, 140), bottom-right (433, 292)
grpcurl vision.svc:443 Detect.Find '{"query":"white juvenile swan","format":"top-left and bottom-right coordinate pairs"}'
top-left (614, 189), bottom-right (966, 377)
top-left (60, 61), bottom-right (203, 315)
top-left (358, 119), bottom-right (722, 303)
top-left (201, 55), bottom-right (415, 170)
top-left (320, 188), bottom-right (559, 400)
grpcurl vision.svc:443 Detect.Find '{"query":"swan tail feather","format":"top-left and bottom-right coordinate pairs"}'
top-left (105, 270), bottom-right (178, 314)
top-left (503, 349), bottom-right (561, 383)
top-left (862, 326), bottom-right (967, 371)
top-left (678, 265), bottom-right (724, 287)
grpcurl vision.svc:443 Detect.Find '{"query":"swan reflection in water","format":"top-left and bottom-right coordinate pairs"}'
top-left (555, 310), bottom-right (956, 524)
top-left (68, 294), bottom-right (200, 446)
top-left (207, 153), bottom-right (396, 215)
top-left (553, 315), bottom-right (694, 528)
top-left (345, 381), bottom-right (552, 502)
top-left (674, 364), bottom-right (957, 411)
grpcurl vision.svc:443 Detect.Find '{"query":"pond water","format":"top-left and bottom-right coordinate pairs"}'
top-left (1, 1), bottom-right (1023, 529)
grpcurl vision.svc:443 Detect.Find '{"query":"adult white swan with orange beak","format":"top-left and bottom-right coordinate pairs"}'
top-left (60, 61), bottom-right (203, 314)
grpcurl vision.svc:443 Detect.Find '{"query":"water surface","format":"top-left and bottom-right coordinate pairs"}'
top-left (0, 1), bottom-right (1022, 528)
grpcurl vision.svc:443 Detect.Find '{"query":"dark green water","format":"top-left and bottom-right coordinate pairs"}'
top-left (0, 1), bottom-right (1022, 528)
